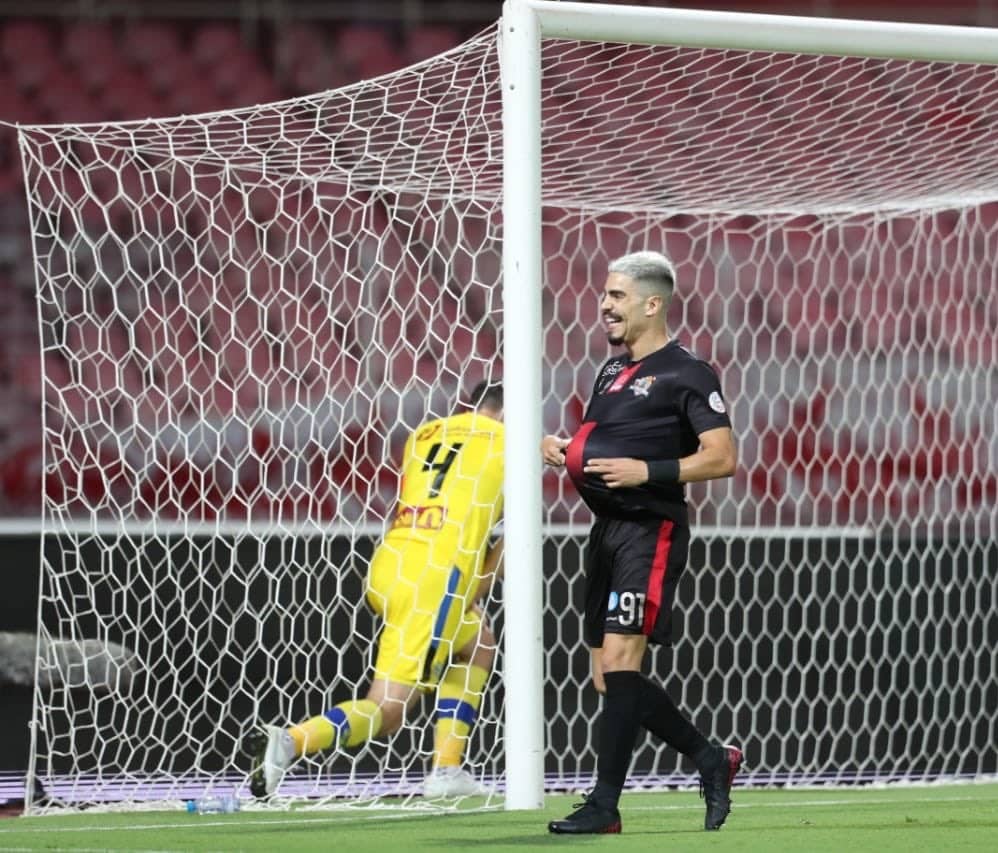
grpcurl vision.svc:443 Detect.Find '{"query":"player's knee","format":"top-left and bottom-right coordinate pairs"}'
top-left (377, 702), bottom-right (405, 735)
top-left (455, 622), bottom-right (496, 670)
top-left (473, 625), bottom-right (497, 669)
top-left (468, 645), bottom-right (494, 671)
top-left (366, 688), bottom-right (411, 736)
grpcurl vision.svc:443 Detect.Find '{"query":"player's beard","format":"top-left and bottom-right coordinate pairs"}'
top-left (605, 313), bottom-right (625, 346)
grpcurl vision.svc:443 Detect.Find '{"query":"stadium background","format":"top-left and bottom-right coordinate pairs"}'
top-left (2, 0), bottom-right (997, 526)
top-left (0, 0), bottom-right (996, 789)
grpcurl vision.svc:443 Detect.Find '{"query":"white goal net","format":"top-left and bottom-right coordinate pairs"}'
top-left (18, 11), bottom-right (998, 812)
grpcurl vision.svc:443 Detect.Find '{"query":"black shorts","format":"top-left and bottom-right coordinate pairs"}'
top-left (583, 516), bottom-right (691, 648)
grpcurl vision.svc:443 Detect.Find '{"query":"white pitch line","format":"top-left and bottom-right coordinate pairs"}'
top-left (0, 793), bottom-right (992, 836)
top-left (0, 849), bottom-right (184, 853)
top-left (0, 809), bottom-right (426, 835)
top-left (625, 794), bottom-right (992, 812)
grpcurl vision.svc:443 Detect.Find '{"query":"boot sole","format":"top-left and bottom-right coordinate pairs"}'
top-left (548, 819), bottom-right (622, 834)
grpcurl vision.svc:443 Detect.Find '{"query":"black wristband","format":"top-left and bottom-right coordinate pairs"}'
top-left (646, 459), bottom-right (681, 485)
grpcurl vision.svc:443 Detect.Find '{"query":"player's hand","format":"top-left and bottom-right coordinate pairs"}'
top-left (541, 435), bottom-right (570, 467)
top-left (584, 457), bottom-right (648, 488)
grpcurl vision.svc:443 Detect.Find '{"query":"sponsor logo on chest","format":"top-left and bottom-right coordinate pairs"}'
top-left (596, 361), bottom-right (625, 393)
top-left (392, 505), bottom-right (447, 530)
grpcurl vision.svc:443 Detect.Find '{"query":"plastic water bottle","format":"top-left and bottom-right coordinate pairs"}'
top-left (185, 794), bottom-right (240, 814)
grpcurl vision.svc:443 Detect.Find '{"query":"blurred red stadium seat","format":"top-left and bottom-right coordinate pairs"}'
top-left (333, 24), bottom-right (400, 80)
top-left (144, 53), bottom-right (190, 99)
top-left (100, 70), bottom-right (166, 121)
top-left (191, 22), bottom-right (249, 67)
top-left (60, 21), bottom-right (121, 94)
top-left (403, 25), bottom-right (461, 65)
top-left (62, 20), bottom-right (117, 66)
top-left (273, 23), bottom-right (349, 94)
top-left (74, 51), bottom-right (123, 95)
top-left (8, 47), bottom-right (58, 95)
top-left (1, 19), bottom-right (55, 64)
top-left (0, 440), bottom-right (44, 507)
top-left (0, 74), bottom-right (42, 123)
top-left (274, 22), bottom-right (326, 67)
top-left (334, 24), bottom-right (395, 65)
top-left (33, 67), bottom-right (107, 123)
top-left (122, 20), bottom-right (183, 67)
top-left (230, 70), bottom-right (283, 107)
top-left (165, 72), bottom-right (226, 116)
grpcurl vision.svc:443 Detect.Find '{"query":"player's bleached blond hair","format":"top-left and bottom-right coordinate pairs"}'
top-left (608, 250), bottom-right (676, 310)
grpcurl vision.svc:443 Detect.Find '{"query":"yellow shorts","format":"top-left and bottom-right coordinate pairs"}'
top-left (366, 538), bottom-right (482, 688)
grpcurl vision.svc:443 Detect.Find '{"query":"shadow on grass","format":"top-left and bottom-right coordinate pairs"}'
top-left (430, 810), bottom-right (707, 846)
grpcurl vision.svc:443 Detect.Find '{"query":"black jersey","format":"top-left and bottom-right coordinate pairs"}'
top-left (565, 340), bottom-right (732, 522)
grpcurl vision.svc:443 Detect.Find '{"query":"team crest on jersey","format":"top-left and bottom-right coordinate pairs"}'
top-left (631, 376), bottom-right (656, 397)
top-left (708, 391), bottom-right (727, 413)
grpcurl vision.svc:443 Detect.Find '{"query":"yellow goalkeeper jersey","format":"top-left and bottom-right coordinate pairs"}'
top-left (366, 410), bottom-right (502, 687)
top-left (384, 411), bottom-right (504, 562)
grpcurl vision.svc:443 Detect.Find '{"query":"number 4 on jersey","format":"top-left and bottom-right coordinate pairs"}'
top-left (422, 442), bottom-right (463, 497)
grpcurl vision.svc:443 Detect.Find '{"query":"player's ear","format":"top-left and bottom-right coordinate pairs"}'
top-left (644, 294), bottom-right (662, 317)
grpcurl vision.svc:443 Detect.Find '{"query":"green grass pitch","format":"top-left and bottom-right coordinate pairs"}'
top-left (1, 783), bottom-right (996, 852)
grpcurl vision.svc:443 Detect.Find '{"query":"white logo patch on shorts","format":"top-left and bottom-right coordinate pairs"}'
top-left (708, 391), bottom-right (726, 414)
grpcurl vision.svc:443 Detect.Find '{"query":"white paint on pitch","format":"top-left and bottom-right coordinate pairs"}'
top-left (3, 786), bottom-right (996, 837)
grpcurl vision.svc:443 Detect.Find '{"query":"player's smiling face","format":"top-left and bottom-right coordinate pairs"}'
top-left (600, 272), bottom-right (648, 347)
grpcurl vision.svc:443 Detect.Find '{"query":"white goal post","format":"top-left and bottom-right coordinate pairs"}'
top-left (499, 0), bottom-right (998, 810)
top-left (14, 1), bottom-right (998, 816)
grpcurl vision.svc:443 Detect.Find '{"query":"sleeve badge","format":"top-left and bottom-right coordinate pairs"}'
top-left (708, 391), bottom-right (727, 414)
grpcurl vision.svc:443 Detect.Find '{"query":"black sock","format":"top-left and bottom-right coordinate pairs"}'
top-left (639, 676), bottom-right (712, 761)
top-left (592, 670), bottom-right (645, 810)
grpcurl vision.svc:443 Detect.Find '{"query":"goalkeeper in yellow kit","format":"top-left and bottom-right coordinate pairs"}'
top-left (249, 382), bottom-right (504, 799)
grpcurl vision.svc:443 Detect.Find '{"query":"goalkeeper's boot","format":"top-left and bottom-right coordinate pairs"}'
top-left (699, 743), bottom-right (744, 831)
top-left (422, 766), bottom-right (483, 798)
top-left (548, 793), bottom-right (622, 834)
top-left (246, 725), bottom-right (297, 798)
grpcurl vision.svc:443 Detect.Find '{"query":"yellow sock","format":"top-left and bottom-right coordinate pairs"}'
top-left (433, 664), bottom-right (489, 768)
top-left (288, 699), bottom-right (383, 756)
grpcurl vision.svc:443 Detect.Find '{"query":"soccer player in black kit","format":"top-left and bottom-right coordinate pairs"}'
top-left (542, 250), bottom-right (742, 834)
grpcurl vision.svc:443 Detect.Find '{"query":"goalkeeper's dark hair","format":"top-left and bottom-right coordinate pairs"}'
top-left (468, 380), bottom-right (503, 411)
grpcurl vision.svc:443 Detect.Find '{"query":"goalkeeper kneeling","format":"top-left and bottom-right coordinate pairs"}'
top-left (248, 384), bottom-right (505, 800)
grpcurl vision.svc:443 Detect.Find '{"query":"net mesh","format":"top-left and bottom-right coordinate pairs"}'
top-left (17, 23), bottom-right (998, 811)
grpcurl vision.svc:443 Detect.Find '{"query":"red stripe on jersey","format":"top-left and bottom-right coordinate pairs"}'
top-left (607, 362), bottom-right (642, 393)
top-left (643, 519), bottom-right (674, 635)
top-left (565, 421), bottom-right (598, 482)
